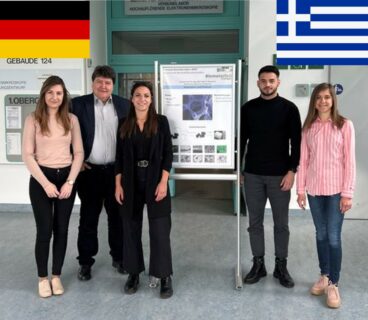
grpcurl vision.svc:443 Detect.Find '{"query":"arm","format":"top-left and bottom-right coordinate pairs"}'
top-left (240, 105), bottom-right (248, 168)
top-left (59, 116), bottom-right (84, 199)
top-left (155, 116), bottom-right (173, 202)
top-left (160, 116), bottom-right (173, 173)
top-left (114, 121), bottom-right (125, 205)
top-left (289, 104), bottom-right (302, 173)
top-left (340, 120), bottom-right (356, 213)
top-left (22, 115), bottom-right (59, 197)
top-left (155, 170), bottom-right (169, 202)
top-left (115, 173), bottom-right (124, 205)
top-left (296, 131), bottom-right (310, 204)
top-left (281, 104), bottom-right (302, 191)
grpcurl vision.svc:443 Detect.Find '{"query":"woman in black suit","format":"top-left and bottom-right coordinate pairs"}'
top-left (115, 81), bottom-right (173, 299)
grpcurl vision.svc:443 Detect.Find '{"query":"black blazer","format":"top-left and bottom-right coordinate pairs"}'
top-left (71, 93), bottom-right (130, 160)
top-left (115, 115), bottom-right (173, 219)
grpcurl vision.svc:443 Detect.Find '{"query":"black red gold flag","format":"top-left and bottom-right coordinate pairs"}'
top-left (0, 1), bottom-right (90, 58)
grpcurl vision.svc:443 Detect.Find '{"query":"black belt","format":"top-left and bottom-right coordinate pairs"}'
top-left (137, 160), bottom-right (149, 168)
top-left (86, 162), bottom-right (114, 169)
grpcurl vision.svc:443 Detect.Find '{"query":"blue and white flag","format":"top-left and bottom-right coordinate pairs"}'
top-left (276, 0), bottom-right (368, 65)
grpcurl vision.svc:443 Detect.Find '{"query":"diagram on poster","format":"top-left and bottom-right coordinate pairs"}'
top-left (160, 64), bottom-right (235, 169)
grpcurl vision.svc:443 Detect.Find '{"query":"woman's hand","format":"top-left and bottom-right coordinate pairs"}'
top-left (59, 183), bottom-right (73, 199)
top-left (155, 181), bottom-right (167, 202)
top-left (44, 184), bottom-right (60, 198)
top-left (297, 193), bottom-right (306, 210)
top-left (340, 197), bottom-right (352, 214)
top-left (115, 184), bottom-right (124, 205)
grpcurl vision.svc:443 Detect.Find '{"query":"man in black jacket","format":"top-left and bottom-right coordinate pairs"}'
top-left (72, 65), bottom-right (130, 280)
top-left (240, 65), bottom-right (301, 288)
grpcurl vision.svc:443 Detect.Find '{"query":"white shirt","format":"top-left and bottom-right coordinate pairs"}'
top-left (87, 96), bottom-right (118, 165)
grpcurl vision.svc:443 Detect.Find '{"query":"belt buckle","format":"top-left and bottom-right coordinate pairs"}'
top-left (138, 160), bottom-right (148, 168)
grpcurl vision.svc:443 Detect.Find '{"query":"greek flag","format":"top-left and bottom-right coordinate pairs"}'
top-left (276, 0), bottom-right (368, 65)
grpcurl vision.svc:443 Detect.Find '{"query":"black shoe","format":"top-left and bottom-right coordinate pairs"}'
top-left (160, 276), bottom-right (173, 299)
top-left (112, 260), bottom-right (127, 274)
top-left (78, 265), bottom-right (91, 281)
top-left (124, 274), bottom-right (139, 294)
top-left (244, 256), bottom-right (267, 284)
top-left (273, 257), bottom-right (295, 288)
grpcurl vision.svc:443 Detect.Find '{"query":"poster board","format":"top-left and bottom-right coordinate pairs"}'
top-left (0, 58), bottom-right (85, 163)
top-left (160, 64), bottom-right (236, 169)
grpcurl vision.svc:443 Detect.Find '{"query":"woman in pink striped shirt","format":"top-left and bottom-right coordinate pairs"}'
top-left (296, 83), bottom-right (356, 309)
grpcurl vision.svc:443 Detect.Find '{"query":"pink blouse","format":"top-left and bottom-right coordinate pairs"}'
top-left (22, 113), bottom-right (84, 189)
top-left (296, 118), bottom-right (356, 198)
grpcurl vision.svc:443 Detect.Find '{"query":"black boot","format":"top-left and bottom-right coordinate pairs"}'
top-left (124, 274), bottom-right (139, 294)
top-left (244, 256), bottom-right (267, 284)
top-left (273, 257), bottom-right (295, 288)
top-left (160, 276), bottom-right (173, 299)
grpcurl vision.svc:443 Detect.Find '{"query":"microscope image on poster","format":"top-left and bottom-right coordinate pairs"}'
top-left (182, 95), bottom-right (213, 120)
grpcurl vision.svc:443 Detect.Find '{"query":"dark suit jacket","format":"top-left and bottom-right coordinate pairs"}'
top-left (71, 93), bottom-right (130, 160)
top-left (115, 115), bottom-right (173, 219)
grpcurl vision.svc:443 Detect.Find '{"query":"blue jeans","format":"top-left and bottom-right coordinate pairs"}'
top-left (308, 194), bottom-right (344, 284)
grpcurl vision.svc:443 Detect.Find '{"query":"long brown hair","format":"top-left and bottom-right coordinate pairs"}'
top-left (120, 81), bottom-right (158, 139)
top-left (34, 75), bottom-right (71, 135)
top-left (303, 83), bottom-right (345, 131)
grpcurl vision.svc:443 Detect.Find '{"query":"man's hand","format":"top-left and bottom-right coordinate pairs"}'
top-left (80, 162), bottom-right (91, 172)
top-left (280, 171), bottom-right (295, 191)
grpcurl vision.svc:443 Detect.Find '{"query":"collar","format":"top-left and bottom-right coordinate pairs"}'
top-left (316, 116), bottom-right (332, 123)
top-left (94, 95), bottom-right (112, 106)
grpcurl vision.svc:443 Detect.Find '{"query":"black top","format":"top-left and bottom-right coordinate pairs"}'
top-left (115, 115), bottom-right (173, 219)
top-left (132, 126), bottom-right (151, 162)
top-left (240, 95), bottom-right (301, 176)
top-left (132, 126), bottom-right (152, 184)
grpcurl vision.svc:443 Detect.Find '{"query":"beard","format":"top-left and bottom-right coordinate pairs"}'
top-left (260, 87), bottom-right (277, 97)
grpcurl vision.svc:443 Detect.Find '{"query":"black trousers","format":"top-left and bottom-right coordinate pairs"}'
top-left (244, 172), bottom-right (291, 258)
top-left (29, 166), bottom-right (77, 277)
top-left (77, 163), bottom-right (123, 266)
top-left (122, 180), bottom-right (172, 278)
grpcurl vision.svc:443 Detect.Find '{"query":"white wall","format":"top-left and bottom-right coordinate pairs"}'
top-left (0, 1), bottom-right (107, 204)
top-left (86, 0), bottom-right (108, 89)
top-left (247, 0), bottom-right (329, 208)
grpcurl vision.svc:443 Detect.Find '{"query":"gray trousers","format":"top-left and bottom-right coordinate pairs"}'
top-left (244, 172), bottom-right (291, 258)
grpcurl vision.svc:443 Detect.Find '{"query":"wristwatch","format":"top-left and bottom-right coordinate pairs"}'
top-left (67, 179), bottom-right (75, 185)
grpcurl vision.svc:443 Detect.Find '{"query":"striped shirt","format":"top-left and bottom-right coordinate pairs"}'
top-left (296, 118), bottom-right (356, 198)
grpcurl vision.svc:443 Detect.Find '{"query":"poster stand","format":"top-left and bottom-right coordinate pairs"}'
top-left (155, 60), bottom-right (243, 289)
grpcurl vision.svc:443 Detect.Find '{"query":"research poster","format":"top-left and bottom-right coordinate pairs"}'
top-left (160, 64), bottom-right (235, 169)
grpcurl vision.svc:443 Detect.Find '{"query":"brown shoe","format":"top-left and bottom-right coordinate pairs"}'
top-left (38, 279), bottom-right (52, 298)
top-left (326, 283), bottom-right (341, 308)
top-left (51, 277), bottom-right (64, 296)
top-left (310, 275), bottom-right (329, 296)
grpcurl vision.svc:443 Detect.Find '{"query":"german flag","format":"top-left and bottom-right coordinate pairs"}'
top-left (0, 1), bottom-right (90, 58)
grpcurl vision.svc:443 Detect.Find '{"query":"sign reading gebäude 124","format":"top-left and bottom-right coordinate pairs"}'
top-left (124, 0), bottom-right (223, 15)
top-left (160, 64), bottom-right (235, 169)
